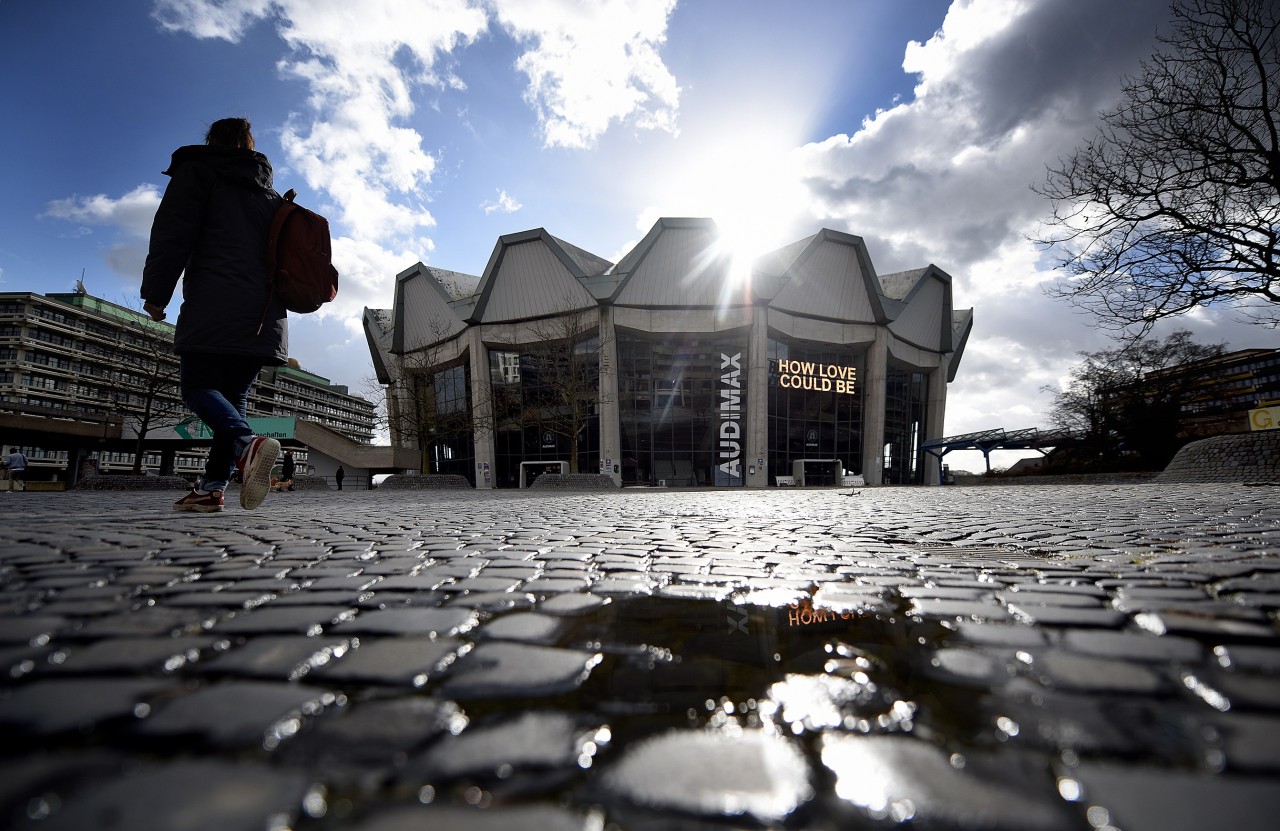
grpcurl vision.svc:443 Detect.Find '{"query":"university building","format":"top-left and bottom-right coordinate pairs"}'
top-left (1, 290), bottom-right (376, 479)
top-left (365, 218), bottom-right (973, 488)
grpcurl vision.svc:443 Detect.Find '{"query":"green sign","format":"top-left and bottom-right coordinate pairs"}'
top-left (166, 416), bottom-right (296, 441)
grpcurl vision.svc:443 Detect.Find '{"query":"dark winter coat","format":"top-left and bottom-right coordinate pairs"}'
top-left (141, 144), bottom-right (287, 364)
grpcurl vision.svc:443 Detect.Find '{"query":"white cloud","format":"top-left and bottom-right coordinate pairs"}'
top-left (43, 185), bottom-right (162, 239)
top-left (787, 0), bottom-right (1190, 437)
top-left (142, 0), bottom-right (681, 328)
top-left (481, 189), bottom-right (522, 215)
top-left (491, 0), bottom-right (680, 149)
top-left (152, 0), bottom-right (273, 40)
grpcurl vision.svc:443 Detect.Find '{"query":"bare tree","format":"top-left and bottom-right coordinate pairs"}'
top-left (375, 315), bottom-right (478, 474)
top-left (1036, 0), bottom-right (1280, 331)
top-left (493, 304), bottom-right (611, 473)
top-left (1043, 330), bottom-right (1225, 468)
top-left (111, 302), bottom-right (187, 473)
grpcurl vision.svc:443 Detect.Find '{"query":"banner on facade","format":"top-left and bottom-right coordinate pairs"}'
top-left (143, 416), bottom-right (297, 442)
top-left (1249, 406), bottom-right (1280, 431)
top-left (716, 351), bottom-right (744, 485)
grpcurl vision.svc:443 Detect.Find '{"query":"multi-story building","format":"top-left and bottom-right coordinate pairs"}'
top-left (1164, 348), bottom-right (1280, 437)
top-left (1, 289), bottom-right (375, 479)
top-left (366, 217), bottom-right (973, 488)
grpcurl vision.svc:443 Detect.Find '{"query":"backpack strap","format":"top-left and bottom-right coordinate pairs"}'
top-left (257, 188), bottom-right (297, 335)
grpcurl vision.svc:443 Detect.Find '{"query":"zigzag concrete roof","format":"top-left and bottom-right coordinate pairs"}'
top-left (364, 217), bottom-right (971, 376)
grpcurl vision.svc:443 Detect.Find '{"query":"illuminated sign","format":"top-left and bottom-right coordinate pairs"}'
top-left (717, 352), bottom-right (743, 485)
top-left (775, 359), bottom-right (857, 394)
top-left (1250, 406), bottom-right (1280, 431)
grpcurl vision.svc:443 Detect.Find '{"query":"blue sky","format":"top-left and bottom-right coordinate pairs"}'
top-left (2, 0), bottom-right (1270, 471)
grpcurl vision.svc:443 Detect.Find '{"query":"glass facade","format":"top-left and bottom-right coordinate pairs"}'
top-left (767, 337), bottom-right (864, 485)
top-left (617, 329), bottom-right (748, 487)
top-left (488, 338), bottom-right (601, 489)
top-left (418, 363), bottom-right (474, 484)
top-left (882, 364), bottom-right (928, 485)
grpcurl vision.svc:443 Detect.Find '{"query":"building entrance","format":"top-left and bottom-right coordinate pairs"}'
top-left (617, 329), bottom-right (749, 487)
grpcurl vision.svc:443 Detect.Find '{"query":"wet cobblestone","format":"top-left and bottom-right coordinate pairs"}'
top-left (0, 483), bottom-right (1277, 830)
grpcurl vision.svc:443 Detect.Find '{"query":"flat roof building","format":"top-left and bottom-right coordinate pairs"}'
top-left (365, 218), bottom-right (973, 488)
top-left (1, 290), bottom-right (376, 479)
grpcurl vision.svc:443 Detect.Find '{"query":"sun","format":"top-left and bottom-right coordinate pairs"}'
top-left (652, 127), bottom-right (813, 286)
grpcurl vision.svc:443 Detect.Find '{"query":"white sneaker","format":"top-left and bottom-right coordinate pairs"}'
top-left (237, 436), bottom-right (281, 510)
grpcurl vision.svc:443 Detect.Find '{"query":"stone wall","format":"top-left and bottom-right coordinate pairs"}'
top-left (954, 472), bottom-right (1158, 487)
top-left (529, 473), bottom-right (619, 490)
top-left (1156, 431), bottom-right (1280, 484)
top-left (74, 475), bottom-right (190, 491)
top-left (377, 474), bottom-right (471, 490)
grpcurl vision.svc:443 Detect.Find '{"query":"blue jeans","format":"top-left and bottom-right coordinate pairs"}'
top-left (180, 354), bottom-right (262, 492)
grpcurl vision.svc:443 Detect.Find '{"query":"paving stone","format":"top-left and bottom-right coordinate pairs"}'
top-left (445, 590), bottom-right (537, 611)
top-left (21, 761), bottom-right (311, 831)
top-left (1213, 672), bottom-right (1280, 711)
top-left (1059, 629), bottom-right (1204, 662)
top-left (898, 585), bottom-right (993, 600)
top-left (440, 642), bottom-right (602, 698)
top-left (539, 594), bottom-right (608, 616)
top-left (910, 599), bottom-right (1012, 622)
top-left (992, 687), bottom-right (1147, 755)
top-left (997, 590), bottom-right (1104, 607)
top-left (1006, 604), bottom-right (1127, 628)
top-left (155, 590), bottom-right (277, 609)
top-left (313, 637), bottom-right (463, 686)
top-left (213, 605), bottom-right (358, 635)
top-left (69, 606), bottom-right (208, 637)
top-left (524, 576), bottom-right (593, 593)
top-left (1135, 611), bottom-right (1277, 640)
top-left (442, 576), bottom-right (525, 593)
top-left (279, 696), bottom-right (467, 775)
top-left (0, 615), bottom-right (68, 644)
top-left (403, 711), bottom-right (598, 781)
top-left (1065, 763), bottom-right (1280, 831)
top-left (347, 804), bottom-right (597, 831)
top-left (333, 607), bottom-right (479, 637)
top-left (602, 729), bottom-right (811, 823)
top-left (136, 680), bottom-right (334, 747)
top-left (0, 678), bottom-right (172, 734)
top-left (42, 636), bottom-right (221, 674)
top-left (1212, 713), bottom-right (1280, 772)
top-left (819, 734), bottom-right (1077, 830)
top-left (950, 621), bottom-right (1047, 648)
top-left (196, 636), bottom-right (351, 680)
top-left (479, 612), bottom-right (568, 645)
top-left (926, 647), bottom-right (1008, 686)
top-left (1215, 644), bottom-right (1280, 674)
top-left (1035, 650), bottom-right (1170, 695)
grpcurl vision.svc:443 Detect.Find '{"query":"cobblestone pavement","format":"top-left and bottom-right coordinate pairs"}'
top-left (1, 483), bottom-right (1278, 831)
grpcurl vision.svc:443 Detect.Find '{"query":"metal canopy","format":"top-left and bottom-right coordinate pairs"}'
top-left (922, 427), bottom-right (1077, 475)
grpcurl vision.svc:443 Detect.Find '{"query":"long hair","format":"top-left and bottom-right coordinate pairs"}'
top-left (205, 117), bottom-right (255, 150)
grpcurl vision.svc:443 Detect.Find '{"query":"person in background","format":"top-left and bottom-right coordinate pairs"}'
top-left (4, 448), bottom-right (28, 491)
top-left (141, 117), bottom-right (284, 513)
top-left (281, 450), bottom-right (296, 492)
top-left (335, 465), bottom-right (345, 490)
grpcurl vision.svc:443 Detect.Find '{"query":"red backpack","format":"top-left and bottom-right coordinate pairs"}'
top-left (266, 188), bottom-right (339, 314)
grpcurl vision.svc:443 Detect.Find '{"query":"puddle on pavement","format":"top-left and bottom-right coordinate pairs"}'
top-left (433, 592), bottom-right (997, 770)
top-left (552, 594), bottom-right (990, 746)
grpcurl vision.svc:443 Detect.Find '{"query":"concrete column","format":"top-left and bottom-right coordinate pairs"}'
top-left (862, 330), bottom-right (889, 485)
top-left (924, 355), bottom-right (950, 485)
top-left (598, 307), bottom-right (621, 486)
top-left (745, 305), bottom-right (770, 488)
top-left (467, 328), bottom-right (495, 489)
